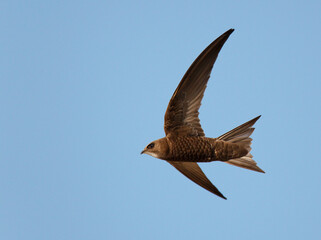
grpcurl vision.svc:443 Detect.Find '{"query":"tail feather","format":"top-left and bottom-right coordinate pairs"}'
top-left (219, 116), bottom-right (264, 173)
top-left (226, 153), bottom-right (265, 173)
top-left (218, 115), bottom-right (261, 142)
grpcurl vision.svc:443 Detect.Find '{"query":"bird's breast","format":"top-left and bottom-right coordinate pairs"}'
top-left (168, 137), bottom-right (216, 162)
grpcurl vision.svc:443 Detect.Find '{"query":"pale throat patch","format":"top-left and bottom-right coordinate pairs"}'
top-left (145, 151), bottom-right (159, 158)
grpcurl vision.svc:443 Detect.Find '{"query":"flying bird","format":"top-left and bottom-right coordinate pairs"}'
top-left (141, 29), bottom-right (264, 199)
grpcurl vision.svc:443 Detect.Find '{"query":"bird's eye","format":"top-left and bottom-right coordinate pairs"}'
top-left (147, 143), bottom-right (155, 149)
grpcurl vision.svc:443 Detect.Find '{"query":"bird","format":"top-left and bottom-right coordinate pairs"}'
top-left (141, 29), bottom-right (264, 199)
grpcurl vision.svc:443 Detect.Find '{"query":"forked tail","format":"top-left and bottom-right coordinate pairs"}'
top-left (218, 115), bottom-right (265, 173)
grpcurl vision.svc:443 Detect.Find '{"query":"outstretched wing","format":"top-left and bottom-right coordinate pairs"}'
top-left (164, 29), bottom-right (234, 137)
top-left (168, 161), bottom-right (226, 199)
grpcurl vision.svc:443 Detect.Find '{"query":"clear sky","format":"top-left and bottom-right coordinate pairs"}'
top-left (1, 0), bottom-right (321, 239)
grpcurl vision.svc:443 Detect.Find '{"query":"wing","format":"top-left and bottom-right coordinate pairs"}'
top-left (164, 29), bottom-right (234, 137)
top-left (168, 161), bottom-right (226, 199)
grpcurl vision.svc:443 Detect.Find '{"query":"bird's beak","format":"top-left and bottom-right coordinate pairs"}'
top-left (141, 149), bottom-right (146, 155)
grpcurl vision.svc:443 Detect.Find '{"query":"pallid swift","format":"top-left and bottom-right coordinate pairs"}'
top-left (141, 29), bottom-right (264, 199)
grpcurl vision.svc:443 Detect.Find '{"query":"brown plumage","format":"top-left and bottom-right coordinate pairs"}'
top-left (167, 136), bottom-right (248, 162)
top-left (141, 29), bottom-right (264, 199)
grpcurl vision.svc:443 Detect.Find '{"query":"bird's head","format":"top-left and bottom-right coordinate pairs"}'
top-left (141, 137), bottom-right (169, 160)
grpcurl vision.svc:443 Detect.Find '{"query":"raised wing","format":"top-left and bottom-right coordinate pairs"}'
top-left (164, 29), bottom-right (234, 137)
top-left (168, 161), bottom-right (226, 199)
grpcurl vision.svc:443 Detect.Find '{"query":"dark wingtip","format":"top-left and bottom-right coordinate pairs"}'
top-left (249, 115), bottom-right (262, 125)
top-left (215, 191), bottom-right (227, 200)
top-left (217, 29), bottom-right (234, 44)
top-left (225, 28), bottom-right (235, 36)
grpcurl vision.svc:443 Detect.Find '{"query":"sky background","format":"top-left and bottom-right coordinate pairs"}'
top-left (1, 0), bottom-right (321, 239)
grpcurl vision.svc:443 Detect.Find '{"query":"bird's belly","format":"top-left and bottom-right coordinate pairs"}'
top-left (169, 137), bottom-right (215, 162)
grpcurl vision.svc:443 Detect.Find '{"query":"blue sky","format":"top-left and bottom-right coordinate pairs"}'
top-left (1, 0), bottom-right (321, 239)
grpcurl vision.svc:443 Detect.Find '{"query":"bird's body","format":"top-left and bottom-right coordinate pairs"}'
top-left (141, 29), bottom-right (264, 199)
top-left (155, 136), bottom-right (248, 162)
top-left (168, 136), bottom-right (220, 162)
